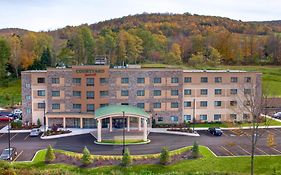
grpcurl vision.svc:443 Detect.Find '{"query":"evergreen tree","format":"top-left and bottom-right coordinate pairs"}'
top-left (121, 148), bottom-right (132, 167)
top-left (45, 145), bottom-right (55, 163)
top-left (81, 146), bottom-right (93, 166)
top-left (191, 141), bottom-right (200, 158)
top-left (0, 37), bottom-right (10, 80)
top-left (159, 147), bottom-right (170, 165)
top-left (40, 48), bottom-right (52, 67)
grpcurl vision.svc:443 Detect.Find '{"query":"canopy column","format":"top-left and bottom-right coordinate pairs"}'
top-left (127, 116), bottom-right (130, 131)
top-left (109, 117), bottom-right (112, 132)
top-left (143, 118), bottom-right (147, 141)
top-left (138, 117), bottom-right (142, 131)
top-left (97, 119), bottom-right (102, 142)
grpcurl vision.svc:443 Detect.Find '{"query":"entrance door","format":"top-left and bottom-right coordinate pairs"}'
top-left (73, 118), bottom-right (80, 128)
top-left (113, 118), bottom-right (127, 129)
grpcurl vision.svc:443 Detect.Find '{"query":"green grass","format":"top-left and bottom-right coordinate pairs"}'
top-left (100, 139), bottom-right (145, 144)
top-left (0, 78), bottom-right (21, 107)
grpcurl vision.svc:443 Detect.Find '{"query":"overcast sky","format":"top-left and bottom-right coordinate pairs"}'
top-left (0, 0), bottom-right (281, 31)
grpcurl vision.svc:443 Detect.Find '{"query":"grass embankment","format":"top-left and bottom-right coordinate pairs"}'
top-left (0, 78), bottom-right (21, 107)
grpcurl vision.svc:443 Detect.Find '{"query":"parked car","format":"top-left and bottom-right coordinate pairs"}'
top-left (0, 111), bottom-right (10, 117)
top-left (0, 147), bottom-right (17, 161)
top-left (208, 127), bottom-right (223, 136)
top-left (30, 128), bottom-right (41, 137)
top-left (7, 113), bottom-right (19, 119)
top-left (13, 109), bottom-right (22, 116)
top-left (273, 112), bottom-right (281, 119)
top-left (0, 115), bottom-right (13, 122)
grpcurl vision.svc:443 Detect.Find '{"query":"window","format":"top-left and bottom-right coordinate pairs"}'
top-left (184, 115), bottom-right (192, 121)
top-left (87, 104), bottom-right (95, 112)
top-left (25, 95), bottom-right (31, 100)
top-left (214, 114), bottom-right (221, 121)
top-left (244, 89), bottom-right (251, 95)
top-left (231, 77), bottom-right (238, 83)
top-left (38, 103), bottom-right (45, 109)
top-left (200, 101), bottom-right (208, 107)
top-left (244, 100), bottom-right (251, 106)
top-left (215, 89), bottom-right (222, 95)
top-left (230, 89), bottom-right (238, 95)
top-left (154, 77), bottom-right (161, 84)
top-left (184, 101), bottom-right (192, 107)
top-left (153, 90), bottom-right (161, 96)
top-left (121, 90), bottom-right (129, 96)
top-left (37, 90), bottom-right (45, 96)
top-left (52, 103), bottom-right (60, 110)
top-left (214, 101), bottom-right (222, 107)
top-left (184, 77), bottom-right (192, 83)
top-left (100, 103), bottom-right (109, 108)
top-left (121, 77), bottom-right (129, 84)
top-left (230, 114), bottom-right (237, 120)
top-left (171, 102), bottom-right (178, 108)
top-left (100, 91), bottom-right (108, 97)
top-left (72, 78), bottom-right (81, 84)
top-left (158, 117), bottom-right (163, 122)
top-left (230, 101), bottom-right (237, 106)
top-left (184, 89), bottom-right (192, 95)
top-left (52, 78), bottom-right (60, 84)
top-left (215, 77), bottom-right (222, 83)
top-left (200, 114), bottom-right (207, 121)
top-left (171, 116), bottom-right (178, 122)
top-left (73, 104), bottom-right (81, 110)
top-left (171, 77), bottom-right (179, 83)
top-left (243, 114), bottom-right (250, 120)
top-left (100, 78), bottom-right (108, 84)
top-left (171, 90), bottom-right (179, 96)
top-left (153, 102), bottom-right (161, 108)
top-left (51, 91), bottom-right (60, 97)
top-left (25, 83), bottom-right (31, 88)
top-left (137, 90), bottom-right (145, 96)
top-left (37, 78), bottom-right (45, 83)
top-left (245, 77), bottom-right (251, 83)
top-left (86, 91), bottom-right (94, 99)
top-left (137, 103), bottom-right (145, 109)
top-left (73, 91), bottom-right (81, 97)
top-left (121, 103), bottom-right (129, 105)
top-left (26, 108), bottom-right (31, 114)
top-left (200, 89), bottom-right (208, 95)
top-left (201, 77), bottom-right (208, 83)
top-left (137, 77), bottom-right (145, 84)
top-left (86, 78), bottom-right (94, 86)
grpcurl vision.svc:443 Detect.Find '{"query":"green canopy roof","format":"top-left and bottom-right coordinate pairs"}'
top-left (95, 105), bottom-right (149, 119)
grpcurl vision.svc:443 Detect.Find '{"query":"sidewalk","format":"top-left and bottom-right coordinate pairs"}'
top-left (151, 128), bottom-right (200, 136)
top-left (40, 128), bottom-right (95, 139)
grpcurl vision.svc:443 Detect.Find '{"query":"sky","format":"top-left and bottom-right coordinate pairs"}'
top-left (0, 0), bottom-right (281, 31)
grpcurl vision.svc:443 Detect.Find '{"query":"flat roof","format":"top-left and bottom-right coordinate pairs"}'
top-left (183, 70), bottom-right (247, 73)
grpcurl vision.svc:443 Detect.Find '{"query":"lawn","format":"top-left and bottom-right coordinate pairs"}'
top-left (0, 78), bottom-right (21, 107)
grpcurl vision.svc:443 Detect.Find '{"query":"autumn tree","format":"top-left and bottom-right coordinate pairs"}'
top-left (8, 35), bottom-right (21, 77)
top-left (0, 37), bottom-right (10, 80)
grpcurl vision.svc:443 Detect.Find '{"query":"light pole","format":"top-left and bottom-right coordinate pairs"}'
top-left (43, 100), bottom-right (46, 134)
top-left (8, 117), bottom-right (11, 159)
top-left (122, 111), bottom-right (125, 155)
top-left (193, 98), bottom-right (196, 132)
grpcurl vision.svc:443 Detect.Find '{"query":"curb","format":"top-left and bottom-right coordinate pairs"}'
top-left (40, 132), bottom-right (90, 140)
top-left (150, 130), bottom-right (200, 136)
top-left (94, 139), bottom-right (151, 145)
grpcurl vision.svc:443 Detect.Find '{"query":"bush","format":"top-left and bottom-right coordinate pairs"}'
top-left (160, 147), bottom-right (170, 165)
top-left (37, 118), bottom-right (41, 126)
top-left (51, 125), bottom-right (58, 132)
top-left (81, 146), bottom-right (93, 166)
top-left (121, 148), bottom-right (132, 167)
top-left (191, 141), bottom-right (200, 158)
top-left (45, 145), bottom-right (55, 163)
top-left (10, 120), bottom-right (22, 129)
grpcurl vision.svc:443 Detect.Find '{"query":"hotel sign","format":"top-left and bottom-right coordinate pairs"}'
top-left (76, 69), bottom-right (105, 76)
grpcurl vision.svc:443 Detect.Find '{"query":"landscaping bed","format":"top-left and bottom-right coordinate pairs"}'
top-left (167, 128), bottom-right (194, 133)
top-left (44, 129), bottom-right (72, 136)
top-left (10, 120), bottom-right (41, 130)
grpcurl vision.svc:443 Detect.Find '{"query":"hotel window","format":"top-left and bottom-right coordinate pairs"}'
top-left (215, 89), bottom-right (222, 95)
top-left (245, 77), bottom-right (251, 83)
top-left (73, 104), bottom-right (81, 110)
top-left (26, 108), bottom-right (31, 114)
top-left (244, 89), bottom-right (251, 95)
top-left (153, 90), bottom-right (161, 96)
top-left (121, 90), bottom-right (129, 96)
top-left (200, 101), bottom-right (208, 107)
top-left (201, 77), bottom-right (208, 83)
top-left (52, 103), bottom-right (60, 110)
top-left (72, 78), bottom-right (81, 84)
top-left (231, 77), bottom-right (238, 83)
top-left (215, 77), bottom-right (222, 83)
top-left (171, 102), bottom-right (178, 108)
top-left (230, 101), bottom-right (237, 106)
top-left (230, 114), bottom-right (237, 120)
top-left (25, 95), bottom-right (31, 100)
top-left (38, 103), bottom-right (45, 109)
top-left (158, 117), bottom-right (163, 122)
top-left (230, 89), bottom-right (238, 95)
top-left (100, 91), bottom-right (108, 97)
top-left (184, 89), bottom-right (192, 95)
top-left (170, 116), bottom-right (178, 122)
top-left (25, 83), bottom-right (31, 88)
top-left (153, 102), bottom-right (161, 108)
top-left (87, 104), bottom-right (95, 112)
top-left (214, 101), bottom-right (222, 107)
top-left (184, 101), bottom-right (191, 107)
top-left (86, 91), bottom-right (94, 99)
top-left (214, 114), bottom-right (221, 121)
top-left (100, 78), bottom-right (108, 84)
top-left (171, 77), bottom-right (179, 83)
top-left (37, 78), bottom-right (45, 83)
top-left (51, 91), bottom-right (60, 97)
top-left (200, 114), bottom-right (207, 121)
top-left (154, 77), bottom-right (161, 84)
top-left (37, 90), bottom-right (45, 96)
top-left (137, 77), bottom-right (145, 84)
top-left (200, 89), bottom-right (208, 95)
top-left (137, 103), bottom-right (145, 109)
top-left (171, 89), bottom-right (179, 96)
top-left (52, 78), bottom-right (60, 84)
top-left (73, 91), bottom-right (81, 97)
top-left (137, 90), bottom-right (145, 96)
top-left (100, 103), bottom-right (109, 108)
top-left (121, 103), bottom-right (129, 105)
top-left (86, 78), bottom-right (94, 86)
top-left (243, 114), bottom-right (250, 120)
top-left (121, 77), bottom-right (129, 84)
top-left (244, 100), bottom-right (251, 106)
top-left (184, 115), bottom-right (192, 121)
top-left (184, 77), bottom-right (192, 83)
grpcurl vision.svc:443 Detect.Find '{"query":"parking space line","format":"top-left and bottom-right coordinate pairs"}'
top-left (10, 133), bottom-right (18, 141)
top-left (256, 147), bottom-right (268, 155)
top-left (0, 133), bottom-right (4, 138)
top-left (222, 132), bottom-right (228, 137)
top-left (220, 146), bottom-right (235, 156)
top-left (272, 148), bottom-right (281, 154)
top-left (237, 145), bottom-right (250, 155)
top-left (13, 150), bottom-right (23, 162)
top-left (24, 134), bottom-right (29, 140)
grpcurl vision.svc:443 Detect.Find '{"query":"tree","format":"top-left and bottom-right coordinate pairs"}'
top-left (121, 148), bottom-right (132, 167)
top-left (80, 26), bottom-right (95, 64)
top-left (188, 52), bottom-right (205, 67)
top-left (7, 35), bottom-right (21, 78)
top-left (40, 48), bottom-right (52, 68)
top-left (191, 141), bottom-right (200, 158)
top-left (37, 118), bottom-right (41, 126)
top-left (81, 146), bottom-right (93, 166)
top-left (0, 37), bottom-right (10, 80)
top-left (159, 147), bottom-right (170, 165)
top-left (45, 145), bottom-right (55, 163)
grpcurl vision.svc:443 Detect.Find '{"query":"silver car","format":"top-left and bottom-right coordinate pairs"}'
top-left (273, 112), bottom-right (281, 119)
top-left (29, 128), bottom-right (41, 137)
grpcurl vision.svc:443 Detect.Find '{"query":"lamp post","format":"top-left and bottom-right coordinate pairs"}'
top-left (8, 117), bottom-right (11, 159)
top-left (43, 100), bottom-right (46, 134)
top-left (193, 98), bottom-right (196, 132)
top-left (122, 111), bottom-right (125, 155)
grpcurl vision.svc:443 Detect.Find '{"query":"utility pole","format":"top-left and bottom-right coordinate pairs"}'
top-left (122, 111), bottom-right (125, 155)
top-left (8, 118), bottom-right (11, 159)
top-left (43, 100), bottom-right (46, 134)
top-left (193, 98), bottom-right (196, 132)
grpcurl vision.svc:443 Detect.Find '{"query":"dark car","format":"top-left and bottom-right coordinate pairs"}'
top-left (0, 147), bottom-right (17, 161)
top-left (208, 127), bottom-right (223, 136)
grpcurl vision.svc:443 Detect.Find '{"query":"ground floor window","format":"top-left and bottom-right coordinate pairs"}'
top-left (214, 114), bottom-right (221, 121)
top-left (158, 117), bottom-right (163, 122)
top-left (230, 114), bottom-right (237, 120)
top-left (83, 118), bottom-right (96, 128)
top-left (184, 115), bottom-right (191, 121)
top-left (200, 114), bottom-right (207, 121)
top-left (170, 116), bottom-right (178, 122)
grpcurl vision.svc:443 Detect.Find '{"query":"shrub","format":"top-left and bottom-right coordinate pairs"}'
top-left (191, 141), bottom-right (200, 158)
top-left (81, 146), bottom-right (93, 166)
top-left (159, 147), bottom-right (170, 165)
top-left (10, 120), bottom-right (22, 129)
top-left (121, 148), bottom-right (132, 167)
top-left (51, 125), bottom-right (58, 132)
top-left (45, 145), bottom-right (55, 163)
top-left (37, 118), bottom-right (41, 126)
